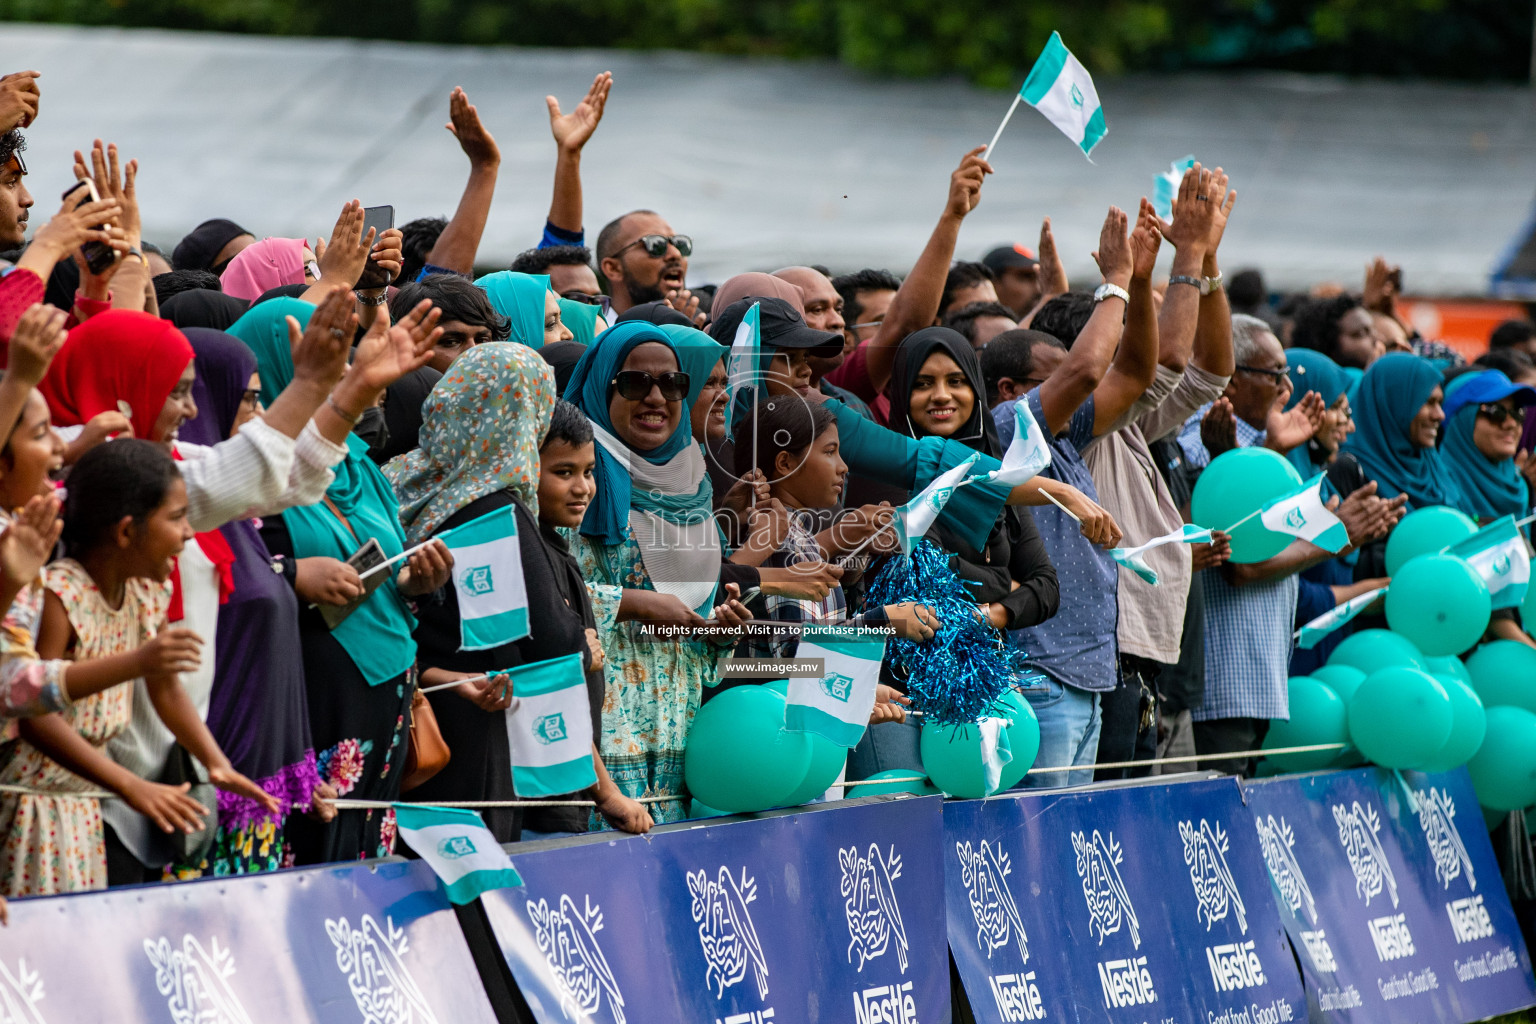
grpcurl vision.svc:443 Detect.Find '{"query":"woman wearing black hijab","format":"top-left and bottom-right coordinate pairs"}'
top-left (160, 289), bottom-right (249, 331)
top-left (371, 366), bottom-right (442, 464)
top-left (538, 340), bottom-right (587, 396)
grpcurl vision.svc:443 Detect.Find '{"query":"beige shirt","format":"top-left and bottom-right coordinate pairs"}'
top-left (1084, 363), bottom-right (1230, 663)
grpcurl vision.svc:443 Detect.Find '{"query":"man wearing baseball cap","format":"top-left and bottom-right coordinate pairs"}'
top-left (983, 243), bottom-right (1042, 320)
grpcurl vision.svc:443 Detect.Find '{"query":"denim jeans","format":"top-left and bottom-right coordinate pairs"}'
top-left (845, 718), bottom-right (923, 781)
top-left (1015, 673), bottom-right (1101, 789)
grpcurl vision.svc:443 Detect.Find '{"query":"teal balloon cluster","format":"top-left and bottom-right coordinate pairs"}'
top-left (683, 684), bottom-right (847, 813)
top-left (1189, 448), bottom-right (1301, 563)
top-left (919, 690), bottom-right (1040, 798)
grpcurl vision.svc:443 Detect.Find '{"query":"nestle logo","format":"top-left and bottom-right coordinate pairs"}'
top-left (1097, 956), bottom-right (1156, 1009)
top-left (988, 973), bottom-right (1045, 1022)
top-left (853, 981), bottom-right (917, 1024)
top-left (1206, 940), bottom-right (1266, 991)
top-left (1300, 929), bottom-right (1338, 973)
top-left (1447, 896), bottom-right (1494, 943)
top-left (1368, 914), bottom-right (1416, 962)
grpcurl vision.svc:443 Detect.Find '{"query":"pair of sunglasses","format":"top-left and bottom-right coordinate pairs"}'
top-left (615, 234), bottom-right (693, 259)
top-left (611, 370), bottom-right (690, 402)
top-left (1478, 403), bottom-right (1525, 426)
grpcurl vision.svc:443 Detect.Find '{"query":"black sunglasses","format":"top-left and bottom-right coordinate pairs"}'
top-left (612, 370), bottom-right (690, 402)
top-left (1477, 402), bottom-right (1523, 426)
top-left (1236, 364), bottom-right (1288, 382)
top-left (614, 234), bottom-right (693, 259)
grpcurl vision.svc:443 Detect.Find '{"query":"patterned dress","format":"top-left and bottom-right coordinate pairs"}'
top-left (0, 560), bottom-right (170, 895)
top-left (569, 530), bottom-right (731, 827)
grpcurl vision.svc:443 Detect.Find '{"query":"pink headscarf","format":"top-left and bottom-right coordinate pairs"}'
top-left (709, 272), bottom-right (804, 318)
top-left (219, 237), bottom-right (306, 302)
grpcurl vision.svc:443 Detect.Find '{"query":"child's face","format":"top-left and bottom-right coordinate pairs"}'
top-left (127, 477), bottom-right (195, 582)
top-left (0, 391), bottom-right (64, 508)
top-left (538, 439), bottom-right (596, 529)
top-left (773, 425), bottom-right (846, 509)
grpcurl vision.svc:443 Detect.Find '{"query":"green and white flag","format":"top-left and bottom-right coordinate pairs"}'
top-left (1110, 523), bottom-right (1213, 585)
top-left (393, 804), bottom-right (522, 904)
top-left (441, 505), bottom-right (529, 651)
top-left (723, 301), bottom-right (761, 441)
top-left (504, 653), bottom-right (597, 797)
top-left (980, 717), bottom-right (1013, 794)
top-left (983, 400), bottom-right (1052, 487)
top-left (1260, 474), bottom-right (1349, 553)
top-left (1295, 585), bottom-right (1388, 649)
top-left (786, 629), bottom-right (886, 748)
top-left (1153, 155), bottom-right (1196, 222)
top-left (896, 452), bottom-right (980, 555)
top-left (1021, 32), bottom-right (1107, 159)
top-left (1447, 515), bottom-right (1531, 609)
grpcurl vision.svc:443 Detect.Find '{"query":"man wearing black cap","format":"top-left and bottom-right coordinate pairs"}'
top-left (983, 243), bottom-right (1042, 319)
top-left (173, 218), bottom-right (255, 275)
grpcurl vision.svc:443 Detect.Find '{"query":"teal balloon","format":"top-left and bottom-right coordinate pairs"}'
top-left (856, 769), bottom-right (940, 797)
top-left (1310, 664), bottom-right (1366, 706)
top-left (1347, 667), bottom-right (1454, 769)
top-left (1264, 676), bottom-right (1348, 771)
top-left (1466, 706), bottom-right (1536, 811)
top-left (1328, 628), bottom-right (1428, 675)
top-left (1384, 505), bottom-right (1477, 576)
top-left (920, 723), bottom-right (1002, 798)
top-left (780, 733), bottom-right (846, 807)
top-left (689, 800), bottom-right (730, 819)
top-left (1419, 675), bottom-right (1487, 773)
top-left (1464, 640), bottom-right (1536, 715)
top-left (989, 689), bottom-right (1041, 790)
top-left (684, 685), bottom-right (812, 812)
top-left (1190, 447), bottom-right (1302, 563)
top-left (1384, 554), bottom-right (1491, 657)
top-left (1423, 655), bottom-right (1472, 688)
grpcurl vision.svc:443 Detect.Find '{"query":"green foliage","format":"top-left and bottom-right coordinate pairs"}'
top-left (1, 0), bottom-right (1530, 83)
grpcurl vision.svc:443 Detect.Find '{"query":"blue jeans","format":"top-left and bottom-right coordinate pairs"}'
top-left (1016, 674), bottom-right (1101, 789)
top-left (845, 718), bottom-right (922, 780)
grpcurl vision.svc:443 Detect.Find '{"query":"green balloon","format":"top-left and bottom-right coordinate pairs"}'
top-left (1311, 664), bottom-right (1366, 705)
top-left (1328, 629), bottom-right (1427, 675)
top-left (684, 685), bottom-right (812, 812)
top-left (855, 769), bottom-right (941, 797)
top-left (1347, 667), bottom-right (1454, 769)
top-left (1464, 640), bottom-right (1536, 716)
top-left (1190, 447), bottom-right (1302, 563)
top-left (989, 689), bottom-right (1041, 790)
top-left (1467, 706), bottom-right (1536, 811)
top-left (1264, 677), bottom-right (1348, 771)
top-left (1419, 675), bottom-right (1487, 773)
top-left (1384, 554), bottom-right (1491, 657)
top-left (1384, 505), bottom-right (1477, 576)
top-left (689, 800), bottom-right (731, 819)
top-left (1423, 655), bottom-right (1472, 688)
top-left (920, 723), bottom-right (1004, 798)
top-left (780, 733), bottom-right (847, 807)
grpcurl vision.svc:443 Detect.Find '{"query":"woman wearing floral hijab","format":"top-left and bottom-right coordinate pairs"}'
top-left (385, 343), bottom-right (595, 842)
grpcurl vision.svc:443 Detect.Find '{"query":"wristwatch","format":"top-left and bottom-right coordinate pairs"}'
top-left (1200, 271), bottom-right (1224, 296)
top-left (1168, 274), bottom-right (1201, 290)
top-left (1093, 282), bottom-right (1130, 304)
top-left (355, 290), bottom-right (388, 307)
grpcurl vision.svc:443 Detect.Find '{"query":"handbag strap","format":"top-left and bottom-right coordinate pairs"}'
top-left (322, 495), bottom-right (359, 542)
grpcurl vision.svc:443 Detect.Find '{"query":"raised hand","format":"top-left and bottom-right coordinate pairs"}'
top-left (1362, 256), bottom-right (1401, 316)
top-left (7, 303), bottom-right (67, 386)
top-left (348, 298), bottom-right (442, 394)
top-left (288, 286), bottom-right (356, 392)
top-left (74, 140), bottom-right (141, 248)
top-left (20, 194), bottom-right (119, 271)
top-left (546, 71), bottom-right (612, 156)
top-left (1156, 162), bottom-right (1214, 255)
top-left (1091, 206), bottom-right (1133, 287)
top-left (315, 201), bottom-right (374, 290)
top-left (0, 71), bottom-right (40, 132)
top-left (64, 410), bottom-right (132, 465)
top-left (1201, 397), bottom-right (1238, 458)
top-left (1204, 168), bottom-right (1236, 256)
top-left (664, 287), bottom-right (706, 328)
top-left (447, 86), bottom-right (502, 169)
top-left (946, 146), bottom-right (992, 220)
top-left (0, 494), bottom-right (62, 592)
top-left (1130, 198), bottom-right (1162, 281)
top-left (1037, 217), bottom-right (1069, 298)
top-left (1266, 390), bottom-right (1325, 454)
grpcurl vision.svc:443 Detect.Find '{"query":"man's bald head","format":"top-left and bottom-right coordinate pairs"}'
top-left (773, 266), bottom-right (848, 384)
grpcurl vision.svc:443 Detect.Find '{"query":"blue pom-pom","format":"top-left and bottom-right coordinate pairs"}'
top-left (866, 540), bottom-right (1029, 726)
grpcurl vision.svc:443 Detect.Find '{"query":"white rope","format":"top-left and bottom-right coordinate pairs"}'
top-left (0, 743), bottom-right (1349, 809)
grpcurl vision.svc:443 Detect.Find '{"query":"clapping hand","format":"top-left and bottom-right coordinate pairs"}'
top-left (546, 71), bottom-right (612, 156)
top-left (6, 303), bottom-right (67, 386)
top-left (448, 86), bottom-right (502, 169)
top-left (1130, 198), bottom-right (1162, 281)
top-left (1155, 162), bottom-right (1215, 256)
top-left (0, 70), bottom-right (40, 131)
top-left (1091, 206), bottom-right (1133, 288)
top-left (0, 494), bottom-right (62, 593)
top-left (1266, 389), bottom-right (1325, 454)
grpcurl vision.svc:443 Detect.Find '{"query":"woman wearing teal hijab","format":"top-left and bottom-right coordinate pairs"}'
top-left (1283, 350), bottom-right (1352, 479)
top-left (228, 296), bottom-right (454, 863)
top-left (1337, 353), bottom-right (1460, 510)
top-left (558, 297), bottom-right (607, 347)
top-left (475, 271), bottom-right (572, 349)
top-left (562, 320), bottom-right (748, 827)
top-left (1440, 369), bottom-right (1536, 523)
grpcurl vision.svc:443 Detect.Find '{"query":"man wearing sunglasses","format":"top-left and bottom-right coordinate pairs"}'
top-left (594, 210), bottom-right (692, 318)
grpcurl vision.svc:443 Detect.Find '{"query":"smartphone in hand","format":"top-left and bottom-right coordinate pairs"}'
top-left (61, 179), bottom-right (116, 274)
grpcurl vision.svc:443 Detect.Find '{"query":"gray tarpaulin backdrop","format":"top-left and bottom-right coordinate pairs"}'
top-left (3, 23), bottom-right (1536, 294)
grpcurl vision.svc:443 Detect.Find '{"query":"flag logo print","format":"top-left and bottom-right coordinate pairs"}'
top-left (1285, 508), bottom-right (1306, 530)
top-left (462, 564), bottom-right (494, 596)
top-left (1494, 554), bottom-right (1512, 576)
top-left (821, 672), bottom-right (854, 703)
top-left (1070, 83), bottom-right (1084, 107)
top-left (533, 713), bottom-right (568, 745)
top-left (437, 835), bottom-right (477, 860)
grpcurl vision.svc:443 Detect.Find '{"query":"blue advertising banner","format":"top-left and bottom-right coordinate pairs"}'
top-left (0, 857), bottom-right (497, 1022)
top-left (944, 776), bottom-right (1307, 1024)
top-left (1244, 766), bottom-right (1536, 1023)
top-left (481, 794), bottom-right (950, 1024)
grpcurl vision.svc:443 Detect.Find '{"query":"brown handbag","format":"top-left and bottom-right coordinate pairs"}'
top-left (402, 687), bottom-right (450, 792)
top-left (317, 496), bottom-right (451, 792)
